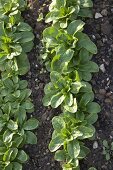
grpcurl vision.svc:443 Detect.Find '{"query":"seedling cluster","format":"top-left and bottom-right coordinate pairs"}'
top-left (42, 0), bottom-right (101, 169)
top-left (0, 0), bottom-right (39, 169)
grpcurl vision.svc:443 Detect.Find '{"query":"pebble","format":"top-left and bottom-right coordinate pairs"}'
top-left (99, 89), bottom-right (106, 95)
top-left (39, 83), bottom-right (44, 88)
top-left (92, 35), bottom-right (96, 39)
top-left (95, 13), bottom-right (103, 19)
top-left (111, 8), bottom-right (113, 12)
top-left (101, 21), bottom-right (112, 35)
top-left (100, 64), bottom-right (106, 73)
top-left (101, 9), bottom-right (108, 16)
top-left (102, 38), bottom-right (107, 43)
top-left (93, 141), bottom-right (98, 149)
top-left (105, 98), bottom-right (112, 104)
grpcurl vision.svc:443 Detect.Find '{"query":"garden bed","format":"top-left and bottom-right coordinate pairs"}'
top-left (23, 0), bottom-right (113, 170)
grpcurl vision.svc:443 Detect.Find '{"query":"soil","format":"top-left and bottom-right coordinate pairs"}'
top-left (22, 0), bottom-right (113, 170)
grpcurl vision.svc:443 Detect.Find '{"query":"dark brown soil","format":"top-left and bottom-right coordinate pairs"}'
top-left (23, 0), bottom-right (113, 170)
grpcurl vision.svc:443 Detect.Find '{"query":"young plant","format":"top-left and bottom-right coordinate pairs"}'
top-left (49, 111), bottom-right (99, 170)
top-left (88, 168), bottom-right (97, 170)
top-left (45, 0), bottom-right (93, 28)
top-left (42, 21), bottom-right (98, 78)
top-left (42, 0), bottom-right (100, 169)
top-left (43, 71), bottom-right (95, 113)
top-left (0, 115), bottom-right (38, 170)
top-left (0, 21), bottom-right (34, 75)
top-left (102, 140), bottom-right (113, 161)
top-left (0, 0), bottom-right (38, 169)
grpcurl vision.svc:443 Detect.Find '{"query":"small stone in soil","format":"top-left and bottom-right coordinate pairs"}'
top-left (99, 89), bottom-right (106, 95)
top-left (100, 64), bottom-right (106, 73)
top-left (101, 9), bottom-right (108, 16)
top-left (105, 98), bottom-right (112, 104)
top-left (95, 13), bottom-right (103, 19)
top-left (93, 141), bottom-right (98, 149)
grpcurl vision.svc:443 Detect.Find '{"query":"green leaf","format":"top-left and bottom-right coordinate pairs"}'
top-left (65, 93), bottom-right (73, 106)
top-left (86, 102), bottom-right (101, 114)
top-left (78, 126), bottom-right (94, 139)
top-left (4, 78), bottom-right (13, 89)
top-left (19, 80), bottom-right (28, 89)
top-left (81, 0), bottom-right (93, 7)
top-left (79, 92), bottom-right (94, 106)
top-left (3, 130), bottom-right (14, 143)
top-left (43, 26), bottom-right (58, 45)
top-left (49, 135), bottom-right (64, 152)
top-left (17, 22), bottom-right (32, 31)
top-left (22, 41), bottom-right (34, 53)
top-left (17, 108), bottom-right (26, 125)
top-left (13, 162), bottom-right (22, 170)
top-left (76, 112), bottom-right (85, 122)
top-left (67, 20), bottom-right (85, 35)
top-left (60, 18), bottom-right (68, 28)
top-left (51, 93), bottom-right (65, 108)
top-left (54, 0), bottom-right (66, 8)
top-left (64, 98), bottom-right (77, 113)
top-left (78, 145), bottom-right (90, 159)
top-left (17, 150), bottom-right (28, 163)
top-left (51, 48), bottom-right (74, 73)
top-left (3, 148), bottom-right (18, 162)
top-left (103, 140), bottom-right (109, 148)
top-left (88, 168), bottom-right (97, 170)
top-left (78, 8), bottom-right (93, 18)
top-left (67, 140), bottom-right (80, 159)
top-left (50, 71), bottom-right (62, 83)
top-left (43, 93), bottom-right (54, 106)
top-left (0, 147), bottom-right (7, 155)
top-left (55, 150), bottom-right (66, 161)
top-left (106, 153), bottom-right (110, 160)
top-left (10, 148), bottom-right (18, 161)
top-left (12, 136), bottom-right (23, 148)
top-left (16, 53), bottom-right (30, 75)
top-left (20, 32), bottom-right (34, 43)
top-left (86, 113), bottom-right (98, 124)
top-left (71, 82), bottom-right (83, 94)
top-left (26, 131), bottom-right (37, 144)
top-left (23, 118), bottom-right (39, 130)
top-left (52, 116), bottom-right (65, 131)
top-left (111, 142), bottom-right (113, 150)
top-left (72, 129), bottom-right (83, 139)
top-left (62, 163), bottom-right (73, 170)
top-left (7, 120), bottom-right (18, 131)
top-left (5, 163), bottom-right (13, 170)
top-left (22, 100), bottom-right (34, 110)
top-left (79, 49), bottom-right (92, 63)
top-left (76, 33), bottom-right (97, 54)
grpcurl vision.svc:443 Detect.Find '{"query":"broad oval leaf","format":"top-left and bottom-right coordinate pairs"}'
top-left (55, 150), bottom-right (66, 161)
top-left (26, 131), bottom-right (37, 144)
top-left (67, 140), bottom-right (80, 159)
top-left (17, 150), bottom-right (28, 163)
top-left (67, 20), bottom-right (85, 35)
top-left (52, 116), bottom-right (65, 131)
top-left (13, 162), bottom-right (22, 170)
top-left (77, 125), bottom-right (95, 139)
top-left (86, 102), bottom-right (101, 114)
top-left (51, 93), bottom-right (65, 108)
top-left (23, 118), bottom-right (39, 130)
top-left (49, 135), bottom-right (64, 152)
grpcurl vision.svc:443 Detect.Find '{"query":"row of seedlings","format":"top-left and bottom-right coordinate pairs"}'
top-left (0, 0), bottom-right (38, 169)
top-left (42, 0), bottom-right (101, 169)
